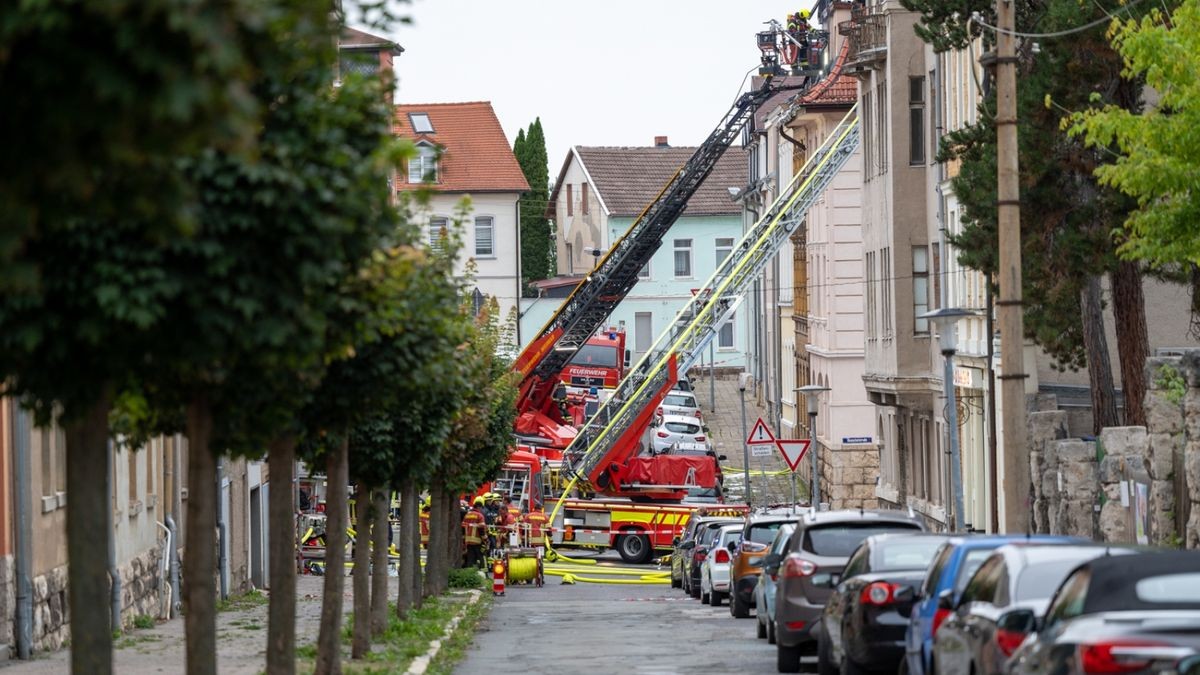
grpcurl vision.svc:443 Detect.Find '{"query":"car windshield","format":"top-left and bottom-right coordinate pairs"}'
top-left (748, 522), bottom-right (785, 545)
top-left (1135, 573), bottom-right (1200, 603)
top-left (665, 421), bottom-right (700, 434)
top-left (569, 344), bottom-right (617, 368)
top-left (664, 394), bottom-right (697, 407)
top-left (1016, 560), bottom-right (1090, 601)
top-left (955, 549), bottom-right (996, 594)
top-left (803, 523), bottom-right (922, 557)
top-left (877, 538), bottom-right (944, 571)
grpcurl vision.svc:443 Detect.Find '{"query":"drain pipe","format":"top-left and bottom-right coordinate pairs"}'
top-left (163, 515), bottom-right (182, 618)
top-left (107, 440), bottom-right (121, 632)
top-left (216, 458), bottom-right (228, 599)
top-left (12, 402), bottom-right (32, 659)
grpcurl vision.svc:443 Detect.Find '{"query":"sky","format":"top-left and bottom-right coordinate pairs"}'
top-left (357, 0), bottom-right (815, 175)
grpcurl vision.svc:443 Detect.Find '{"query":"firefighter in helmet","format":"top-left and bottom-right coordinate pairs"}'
top-left (520, 506), bottom-right (550, 549)
top-left (785, 9), bottom-right (812, 66)
top-left (418, 495), bottom-right (431, 549)
top-left (462, 496), bottom-right (486, 568)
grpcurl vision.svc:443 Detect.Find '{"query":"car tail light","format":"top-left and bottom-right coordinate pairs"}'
top-left (785, 621), bottom-right (806, 631)
top-left (932, 608), bottom-right (952, 635)
top-left (1079, 640), bottom-right (1178, 674)
top-left (783, 555), bottom-right (817, 579)
top-left (859, 581), bottom-right (899, 605)
top-left (994, 629), bottom-right (1027, 657)
top-left (715, 549), bottom-right (730, 563)
top-left (695, 435), bottom-right (706, 442)
top-left (656, 431), bottom-right (669, 438)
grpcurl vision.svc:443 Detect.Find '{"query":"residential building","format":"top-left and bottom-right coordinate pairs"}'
top-left (337, 26), bottom-right (403, 85)
top-left (519, 139), bottom-right (750, 372)
top-left (393, 101), bottom-right (529, 339)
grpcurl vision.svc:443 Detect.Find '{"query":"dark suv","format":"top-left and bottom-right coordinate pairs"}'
top-left (773, 509), bottom-right (925, 673)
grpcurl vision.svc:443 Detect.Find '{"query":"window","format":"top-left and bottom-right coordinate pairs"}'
top-left (931, 241), bottom-right (942, 310)
top-left (408, 143), bottom-right (438, 183)
top-left (801, 523), bottom-right (921, 557)
top-left (715, 237), bottom-right (735, 268)
top-left (428, 217), bottom-right (448, 253)
top-left (40, 427), bottom-right (52, 498)
top-left (634, 312), bottom-right (653, 353)
top-left (882, 247), bottom-right (893, 336)
top-left (568, 344), bottom-right (618, 368)
top-left (960, 556), bottom-right (1004, 605)
top-left (338, 52), bottom-right (379, 80)
top-left (566, 243), bottom-right (574, 274)
top-left (673, 239), bottom-right (693, 278)
top-left (409, 112), bottom-right (434, 134)
top-left (581, 182), bottom-right (589, 214)
top-left (955, 549), bottom-right (998, 594)
top-left (474, 216), bottom-right (494, 257)
top-left (128, 446), bottom-right (138, 503)
top-left (55, 426), bottom-right (65, 494)
top-left (877, 80), bottom-right (888, 174)
top-left (567, 184), bottom-right (573, 216)
top-left (638, 261), bottom-right (651, 280)
top-left (718, 311), bottom-right (736, 349)
top-left (842, 545), bottom-right (871, 580)
top-left (1044, 569), bottom-right (1093, 628)
top-left (878, 538), bottom-right (945, 571)
top-left (922, 544), bottom-right (955, 598)
top-left (147, 437), bottom-right (156, 499)
top-left (1136, 573), bottom-right (1200, 603)
top-left (913, 246), bottom-right (930, 333)
top-left (865, 251), bottom-right (876, 338)
top-left (910, 76), bottom-right (926, 165)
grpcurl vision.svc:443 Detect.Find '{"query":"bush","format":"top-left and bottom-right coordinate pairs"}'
top-left (448, 567), bottom-right (483, 589)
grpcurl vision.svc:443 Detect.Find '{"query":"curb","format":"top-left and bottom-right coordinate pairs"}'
top-left (405, 589), bottom-right (484, 675)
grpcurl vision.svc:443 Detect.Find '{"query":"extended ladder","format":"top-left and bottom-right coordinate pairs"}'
top-left (566, 106), bottom-right (861, 487)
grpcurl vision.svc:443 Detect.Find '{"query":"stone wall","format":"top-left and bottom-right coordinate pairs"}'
top-left (822, 448), bottom-right (880, 510)
top-left (1144, 352), bottom-right (1200, 547)
top-left (30, 565), bottom-right (68, 652)
top-left (117, 546), bottom-right (164, 629)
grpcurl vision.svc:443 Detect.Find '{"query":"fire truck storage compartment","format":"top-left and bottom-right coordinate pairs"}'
top-left (582, 511), bottom-right (611, 528)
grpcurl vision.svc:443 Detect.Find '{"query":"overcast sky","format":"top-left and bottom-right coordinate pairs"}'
top-left (359, 0), bottom-right (814, 177)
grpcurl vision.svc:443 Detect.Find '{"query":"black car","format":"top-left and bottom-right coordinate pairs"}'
top-left (686, 521), bottom-right (735, 598)
top-left (671, 516), bottom-right (740, 589)
top-left (817, 533), bottom-right (950, 675)
top-left (1009, 550), bottom-right (1200, 675)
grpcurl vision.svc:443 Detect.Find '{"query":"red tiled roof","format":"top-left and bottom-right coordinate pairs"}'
top-left (555, 145), bottom-right (748, 218)
top-left (393, 102), bottom-right (529, 194)
top-left (795, 39), bottom-right (856, 107)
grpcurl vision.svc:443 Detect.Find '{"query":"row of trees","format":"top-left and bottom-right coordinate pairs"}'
top-left (901, 0), bottom-right (1199, 433)
top-left (1, 2), bottom-right (515, 674)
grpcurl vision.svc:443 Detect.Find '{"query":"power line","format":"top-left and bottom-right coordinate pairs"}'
top-left (969, 0), bottom-right (1147, 39)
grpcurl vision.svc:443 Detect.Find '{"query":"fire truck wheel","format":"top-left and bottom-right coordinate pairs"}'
top-left (615, 532), bottom-right (652, 564)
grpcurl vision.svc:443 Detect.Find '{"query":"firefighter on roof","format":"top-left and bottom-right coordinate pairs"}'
top-left (785, 10), bottom-right (811, 66)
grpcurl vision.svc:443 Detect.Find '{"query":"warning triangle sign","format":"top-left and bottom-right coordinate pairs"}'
top-left (746, 418), bottom-right (776, 445)
top-left (776, 439), bottom-right (812, 472)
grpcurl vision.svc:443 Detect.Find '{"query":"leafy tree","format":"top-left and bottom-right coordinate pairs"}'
top-left (515, 118), bottom-right (554, 290)
top-left (906, 0), bottom-right (1156, 428)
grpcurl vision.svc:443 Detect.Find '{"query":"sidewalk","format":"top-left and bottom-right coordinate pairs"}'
top-left (688, 369), bottom-right (808, 507)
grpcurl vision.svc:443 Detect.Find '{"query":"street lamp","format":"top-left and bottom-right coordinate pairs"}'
top-left (739, 372), bottom-right (752, 509)
top-left (795, 384), bottom-right (830, 508)
top-left (920, 307), bottom-right (976, 532)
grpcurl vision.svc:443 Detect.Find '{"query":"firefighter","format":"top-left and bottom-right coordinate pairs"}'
top-left (785, 10), bottom-right (811, 66)
top-left (418, 496), bottom-right (431, 549)
top-left (520, 507), bottom-right (550, 549)
top-left (462, 496), bottom-right (486, 568)
top-left (502, 494), bottom-right (522, 546)
top-left (552, 382), bottom-right (570, 421)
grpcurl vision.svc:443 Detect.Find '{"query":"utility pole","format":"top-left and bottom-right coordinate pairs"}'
top-left (996, 0), bottom-right (1030, 533)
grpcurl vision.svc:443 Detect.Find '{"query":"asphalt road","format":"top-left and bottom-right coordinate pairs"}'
top-left (455, 551), bottom-right (802, 675)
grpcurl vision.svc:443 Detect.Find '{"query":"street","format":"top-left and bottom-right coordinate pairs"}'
top-left (457, 552), bottom-right (788, 675)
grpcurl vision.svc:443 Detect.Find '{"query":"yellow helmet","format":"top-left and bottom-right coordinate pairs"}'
top-left (473, 496), bottom-right (484, 506)
top-left (799, 9), bottom-right (811, 19)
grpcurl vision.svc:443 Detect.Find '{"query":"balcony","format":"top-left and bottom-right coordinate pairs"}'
top-left (839, 5), bottom-right (887, 72)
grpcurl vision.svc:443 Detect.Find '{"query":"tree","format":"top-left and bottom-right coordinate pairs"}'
top-left (515, 118), bottom-right (554, 290)
top-left (906, 0), bottom-right (1154, 429)
top-left (1068, 1), bottom-right (1200, 267)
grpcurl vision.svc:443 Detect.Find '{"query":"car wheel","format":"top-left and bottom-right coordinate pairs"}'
top-left (817, 634), bottom-right (837, 675)
top-left (616, 532), bottom-right (652, 564)
top-left (840, 655), bottom-right (868, 675)
top-left (767, 617), bottom-right (777, 645)
top-left (701, 581), bottom-right (711, 604)
top-left (730, 586), bottom-right (751, 618)
top-left (690, 581), bottom-right (701, 599)
top-left (713, 591), bottom-right (725, 606)
top-left (777, 643), bottom-right (803, 673)
top-left (757, 616), bottom-right (767, 639)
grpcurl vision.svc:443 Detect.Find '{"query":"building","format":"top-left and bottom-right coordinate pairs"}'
top-left (337, 26), bottom-right (403, 85)
top-left (519, 140), bottom-right (750, 371)
top-left (393, 101), bottom-right (529, 339)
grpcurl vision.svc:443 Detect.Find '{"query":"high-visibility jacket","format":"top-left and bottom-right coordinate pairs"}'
top-left (419, 511), bottom-right (430, 545)
top-left (521, 511), bottom-right (550, 542)
top-left (505, 505), bottom-right (521, 527)
top-left (462, 509), bottom-right (485, 545)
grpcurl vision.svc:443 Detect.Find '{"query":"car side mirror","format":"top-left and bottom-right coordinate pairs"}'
top-left (937, 588), bottom-right (955, 611)
top-left (727, 540), bottom-right (738, 552)
top-left (682, 540), bottom-right (695, 550)
top-left (764, 552), bottom-right (781, 568)
top-left (672, 537), bottom-right (680, 546)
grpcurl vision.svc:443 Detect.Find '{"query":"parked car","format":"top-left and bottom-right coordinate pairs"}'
top-left (1008, 550), bottom-right (1200, 675)
top-left (933, 544), bottom-right (1135, 675)
top-left (700, 524), bottom-right (744, 606)
top-left (757, 523), bottom-right (799, 644)
top-left (905, 535), bottom-right (1085, 675)
top-left (659, 390), bottom-right (702, 421)
top-left (671, 516), bottom-right (741, 589)
top-left (650, 414), bottom-right (707, 454)
top-left (774, 509), bottom-right (926, 673)
top-left (817, 533), bottom-right (950, 675)
top-left (686, 520), bottom-right (737, 598)
top-left (672, 377), bottom-right (693, 392)
top-left (730, 514), bottom-right (805, 618)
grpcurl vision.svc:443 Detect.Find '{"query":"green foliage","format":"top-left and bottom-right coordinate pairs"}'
top-left (447, 568), bottom-right (484, 589)
top-left (1156, 364), bottom-right (1188, 405)
top-left (1068, 0), bottom-right (1200, 266)
top-left (132, 615), bottom-right (156, 630)
top-left (515, 118), bottom-right (554, 290)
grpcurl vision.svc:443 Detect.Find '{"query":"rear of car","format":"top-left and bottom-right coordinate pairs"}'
top-left (700, 525), bottom-right (743, 605)
top-left (756, 523), bottom-right (798, 643)
top-left (671, 516), bottom-right (739, 588)
top-left (774, 510), bottom-right (925, 673)
top-left (730, 515), bottom-right (803, 618)
top-left (687, 520), bottom-right (738, 597)
top-left (659, 391), bottom-right (702, 421)
top-left (650, 414), bottom-right (707, 454)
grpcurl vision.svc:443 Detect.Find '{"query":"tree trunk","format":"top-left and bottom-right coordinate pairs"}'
top-left (1111, 261), bottom-right (1149, 427)
top-left (184, 396), bottom-right (218, 675)
top-left (350, 482), bottom-right (370, 659)
top-left (369, 489), bottom-right (389, 636)
top-left (395, 479), bottom-right (417, 619)
top-left (314, 439), bottom-right (349, 675)
top-left (448, 500), bottom-right (463, 569)
top-left (65, 388), bottom-right (114, 675)
top-left (1082, 275), bottom-right (1120, 433)
top-left (423, 482), bottom-right (448, 598)
top-left (410, 493), bottom-right (423, 610)
top-left (266, 435), bottom-right (297, 675)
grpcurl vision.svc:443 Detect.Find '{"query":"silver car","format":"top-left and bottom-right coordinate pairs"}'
top-left (700, 524), bottom-right (744, 606)
top-left (650, 414), bottom-right (707, 454)
top-left (755, 523), bottom-right (797, 644)
top-left (659, 391), bottom-right (702, 421)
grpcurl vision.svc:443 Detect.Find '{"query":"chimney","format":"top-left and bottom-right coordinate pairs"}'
top-left (654, 136), bottom-right (669, 148)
